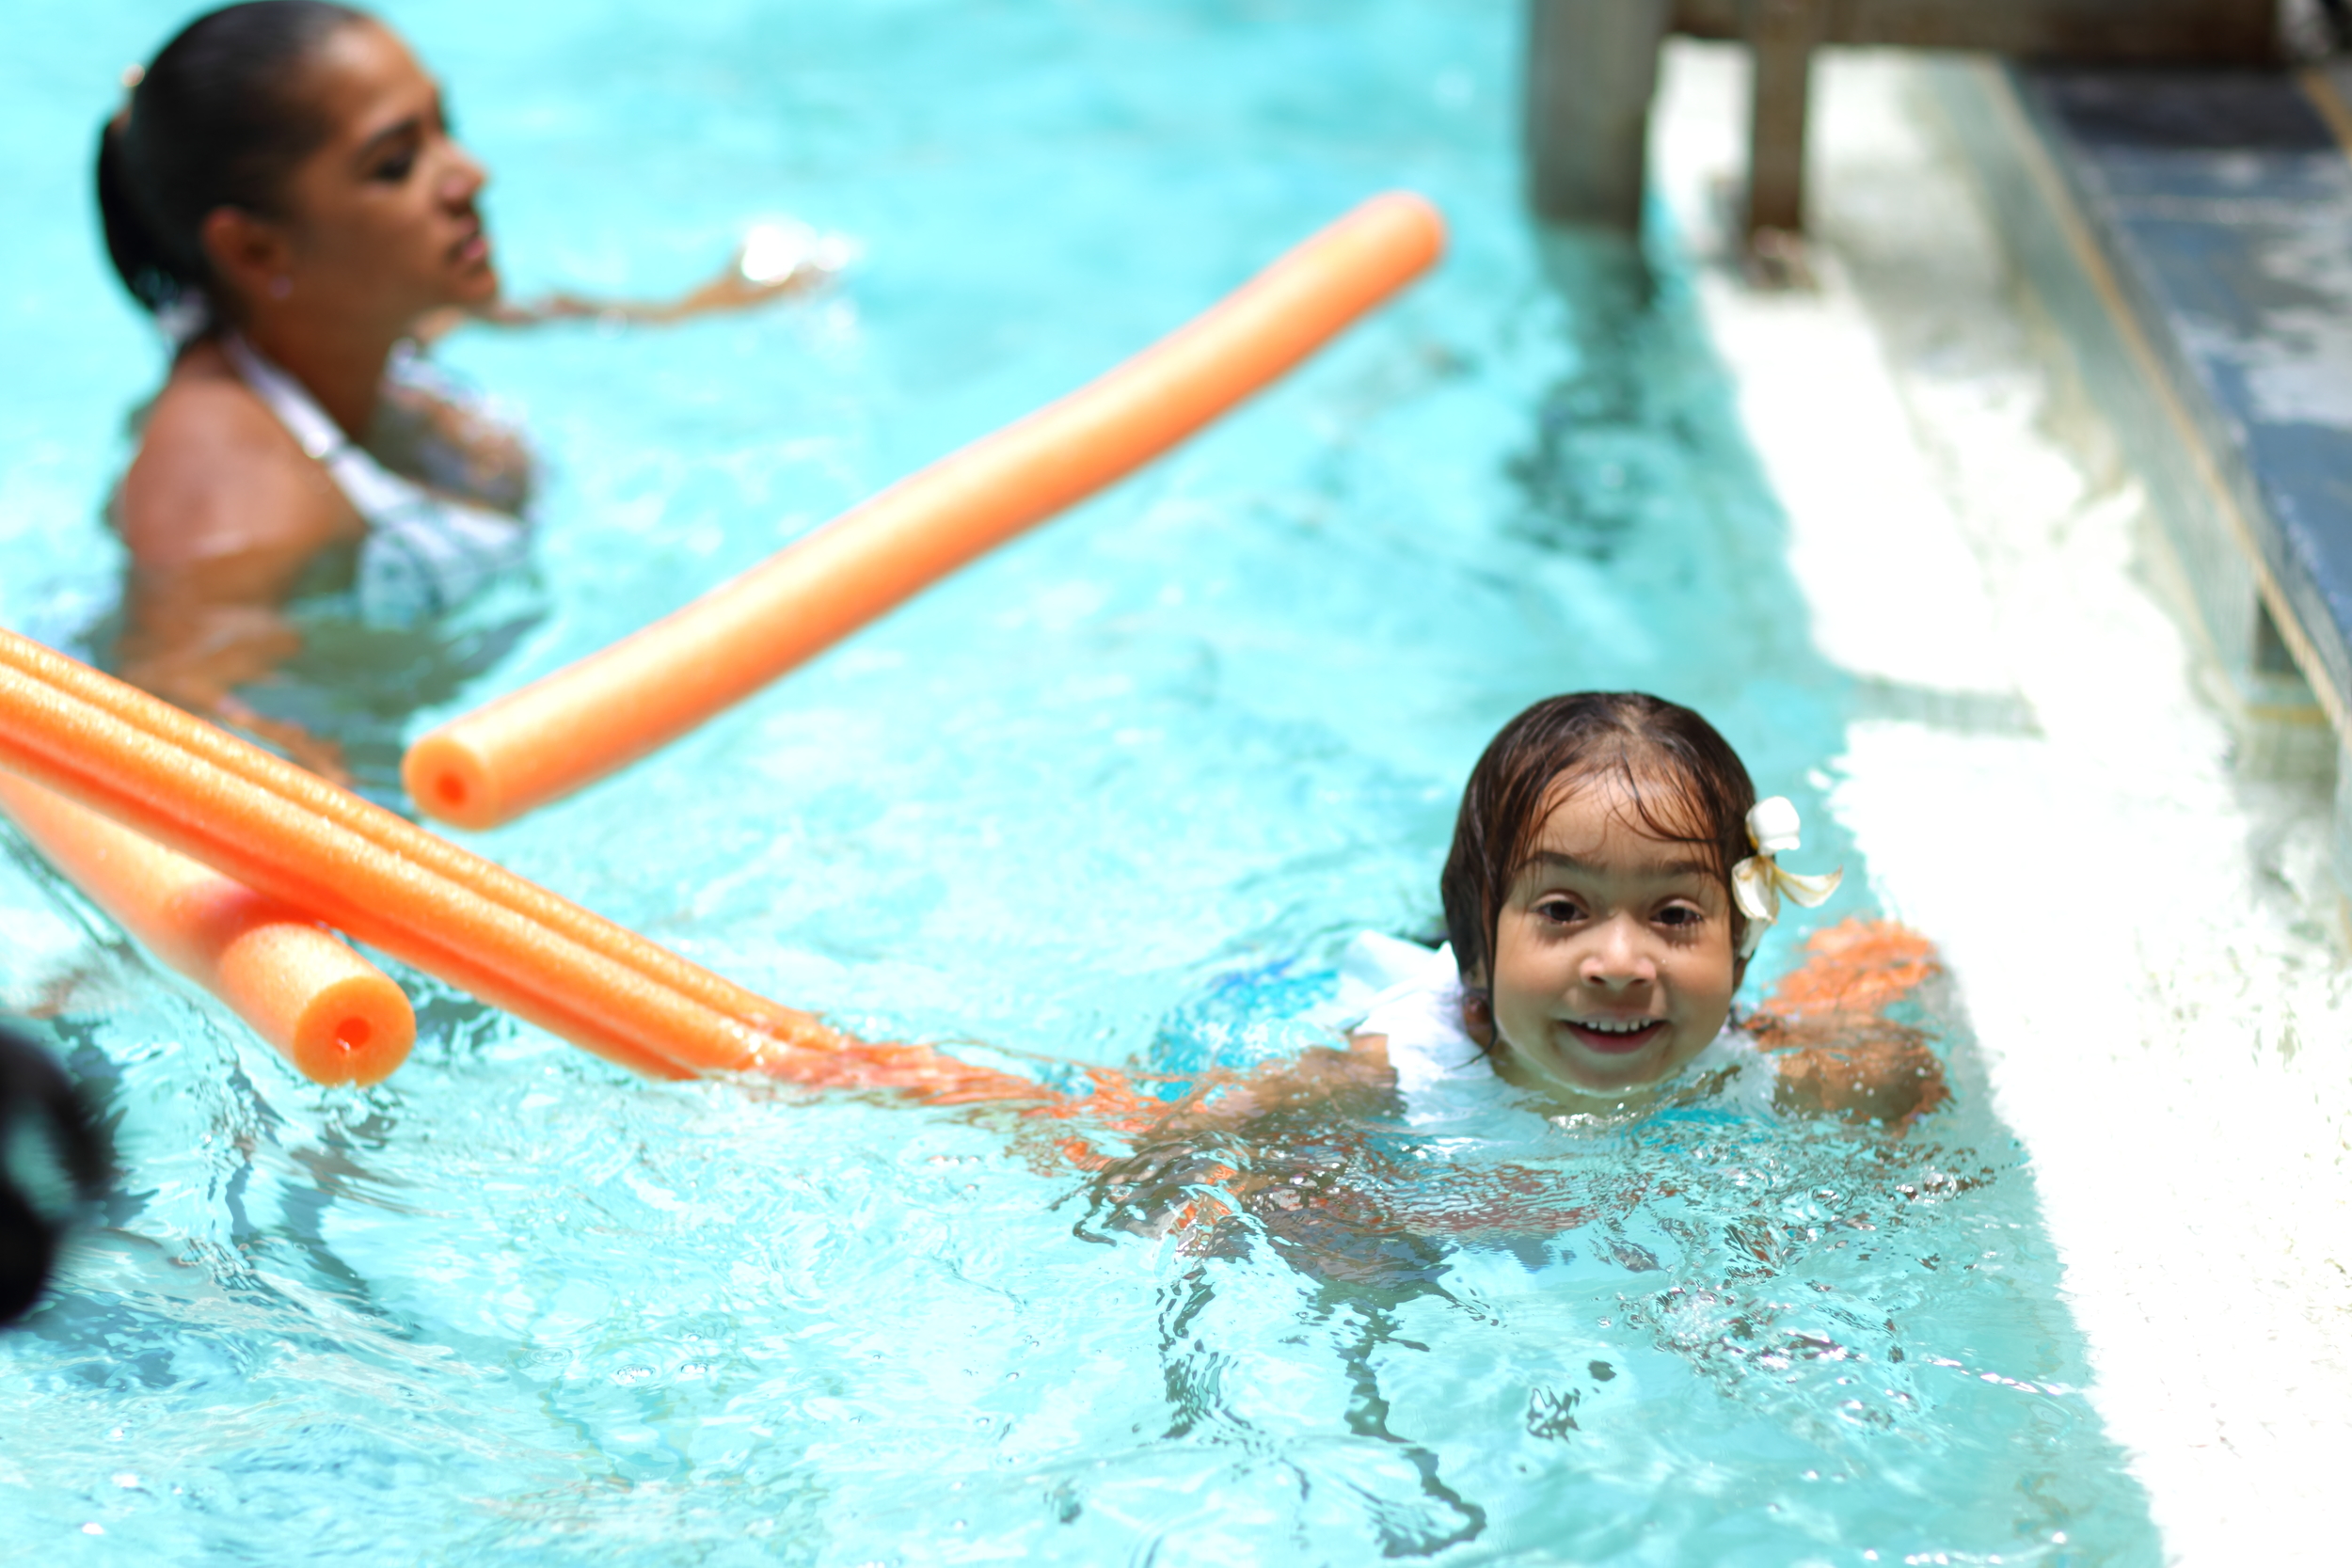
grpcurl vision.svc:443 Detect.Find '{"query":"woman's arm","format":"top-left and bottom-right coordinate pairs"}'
top-left (412, 224), bottom-right (851, 343)
top-left (115, 549), bottom-right (356, 782)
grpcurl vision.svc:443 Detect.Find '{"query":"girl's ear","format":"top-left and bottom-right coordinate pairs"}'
top-left (1458, 977), bottom-right (1494, 1049)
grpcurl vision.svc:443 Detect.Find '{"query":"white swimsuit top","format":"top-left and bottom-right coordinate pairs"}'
top-left (1325, 931), bottom-right (1780, 1127)
top-left (224, 333), bottom-right (532, 626)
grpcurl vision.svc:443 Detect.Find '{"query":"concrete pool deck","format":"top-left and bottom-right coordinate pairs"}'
top-left (1654, 42), bottom-right (2351, 1566)
top-left (1926, 55), bottom-right (2352, 909)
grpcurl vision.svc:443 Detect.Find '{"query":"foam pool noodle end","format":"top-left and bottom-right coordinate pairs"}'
top-left (0, 773), bottom-right (414, 1085)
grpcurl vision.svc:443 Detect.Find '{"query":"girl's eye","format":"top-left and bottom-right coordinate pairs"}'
top-left (1534, 896), bottom-right (1582, 925)
top-left (1656, 904), bottom-right (1704, 928)
top-left (371, 148), bottom-right (418, 183)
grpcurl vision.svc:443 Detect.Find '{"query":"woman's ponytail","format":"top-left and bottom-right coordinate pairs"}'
top-left (96, 111), bottom-right (190, 317)
top-left (93, 2), bottom-right (369, 333)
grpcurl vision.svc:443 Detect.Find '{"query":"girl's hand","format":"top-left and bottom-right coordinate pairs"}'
top-left (1764, 1027), bottom-right (1949, 1127)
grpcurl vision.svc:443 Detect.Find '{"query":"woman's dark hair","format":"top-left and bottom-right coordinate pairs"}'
top-left (0, 1024), bottom-right (112, 1326)
top-left (96, 1), bottom-right (370, 320)
top-left (1439, 691), bottom-right (1758, 994)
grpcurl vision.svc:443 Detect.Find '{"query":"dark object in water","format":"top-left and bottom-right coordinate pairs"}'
top-left (0, 1022), bottom-right (111, 1324)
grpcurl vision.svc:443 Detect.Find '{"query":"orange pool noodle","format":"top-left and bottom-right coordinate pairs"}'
top-left (0, 635), bottom-right (1052, 1103)
top-left (405, 191), bottom-right (1448, 828)
top-left (0, 629), bottom-right (829, 1053)
top-left (0, 773), bottom-right (413, 1085)
top-left (0, 662), bottom-right (768, 1081)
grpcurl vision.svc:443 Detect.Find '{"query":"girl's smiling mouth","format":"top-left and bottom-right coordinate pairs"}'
top-left (1565, 1016), bottom-right (1667, 1054)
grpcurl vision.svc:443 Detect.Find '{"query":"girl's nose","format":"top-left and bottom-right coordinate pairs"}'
top-left (1581, 915), bottom-right (1657, 988)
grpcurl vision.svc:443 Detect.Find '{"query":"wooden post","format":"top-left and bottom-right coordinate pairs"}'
top-left (1744, 0), bottom-right (1828, 239)
top-left (1525, 0), bottom-right (1674, 230)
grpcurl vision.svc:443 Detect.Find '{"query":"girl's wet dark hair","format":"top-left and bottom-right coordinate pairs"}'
top-left (1439, 691), bottom-right (1757, 994)
top-left (96, 1), bottom-right (370, 322)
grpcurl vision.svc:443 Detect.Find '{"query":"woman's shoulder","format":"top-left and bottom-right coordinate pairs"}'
top-left (120, 343), bottom-right (358, 569)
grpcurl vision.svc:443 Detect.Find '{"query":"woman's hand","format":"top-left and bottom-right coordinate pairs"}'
top-left (212, 695), bottom-right (353, 785)
top-left (117, 593), bottom-right (355, 787)
top-left (116, 547), bottom-right (357, 787)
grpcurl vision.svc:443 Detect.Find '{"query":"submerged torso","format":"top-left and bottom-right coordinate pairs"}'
top-left (100, 333), bottom-right (547, 806)
top-left (220, 331), bottom-right (536, 626)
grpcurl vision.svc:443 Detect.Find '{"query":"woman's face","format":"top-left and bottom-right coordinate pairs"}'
top-left (269, 21), bottom-right (498, 329)
top-left (1475, 779), bottom-right (1739, 1101)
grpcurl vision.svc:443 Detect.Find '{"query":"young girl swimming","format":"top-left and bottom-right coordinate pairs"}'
top-left (1014, 692), bottom-right (1953, 1252)
top-left (1346, 689), bottom-right (1946, 1123)
top-left (720, 689), bottom-right (1947, 1154)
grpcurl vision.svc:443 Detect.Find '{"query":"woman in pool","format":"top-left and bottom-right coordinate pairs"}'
top-left (97, 1), bottom-right (835, 782)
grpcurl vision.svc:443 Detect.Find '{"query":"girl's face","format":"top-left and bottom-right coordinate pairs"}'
top-left (1474, 779), bottom-right (1739, 1101)
top-left (267, 21), bottom-right (499, 328)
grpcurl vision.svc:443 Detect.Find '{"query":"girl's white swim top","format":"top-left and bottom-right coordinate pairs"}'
top-left (224, 332), bottom-right (532, 626)
top-left (1326, 930), bottom-right (1779, 1127)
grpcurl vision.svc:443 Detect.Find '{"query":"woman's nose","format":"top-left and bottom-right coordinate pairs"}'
top-left (439, 143), bottom-right (488, 205)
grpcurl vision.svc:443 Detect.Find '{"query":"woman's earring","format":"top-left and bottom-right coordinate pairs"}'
top-left (269, 277), bottom-right (293, 300)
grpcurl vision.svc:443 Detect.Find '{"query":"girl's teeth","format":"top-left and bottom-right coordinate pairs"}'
top-left (1581, 1019), bottom-right (1651, 1034)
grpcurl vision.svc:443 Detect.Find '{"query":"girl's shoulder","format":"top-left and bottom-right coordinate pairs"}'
top-left (1322, 932), bottom-right (1494, 1093)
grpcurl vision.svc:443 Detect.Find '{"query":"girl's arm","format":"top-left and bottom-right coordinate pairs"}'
top-left (1747, 921), bottom-right (1953, 1128)
top-left (1756, 1022), bottom-right (1949, 1126)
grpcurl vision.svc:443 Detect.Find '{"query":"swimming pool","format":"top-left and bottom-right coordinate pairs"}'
top-left (0, 2), bottom-right (2157, 1561)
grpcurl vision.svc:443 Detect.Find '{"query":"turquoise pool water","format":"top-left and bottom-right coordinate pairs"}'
top-left (0, 1), bottom-right (2158, 1562)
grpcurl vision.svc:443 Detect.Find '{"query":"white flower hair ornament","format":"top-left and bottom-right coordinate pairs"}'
top-left (1729, 797), bottom-right (1841, 959)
